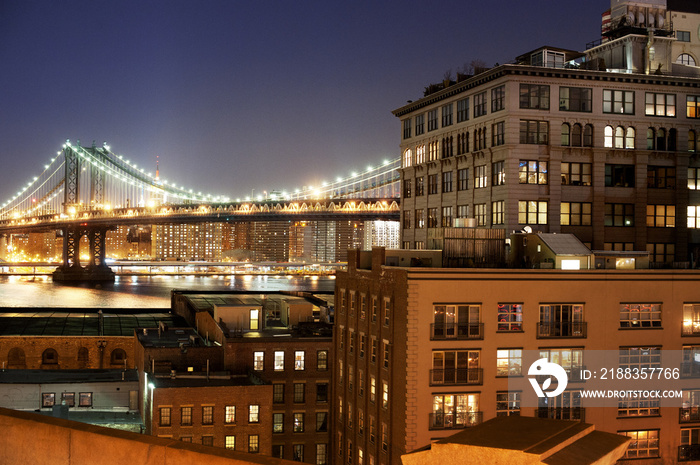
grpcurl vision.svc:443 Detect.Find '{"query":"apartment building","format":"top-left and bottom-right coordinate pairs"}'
top-left (394, 0), bottom-right (700, 266)
top-left (170, 291), bottom-right (334, 465)
top-left (334, 248), bottom-right (700, 465)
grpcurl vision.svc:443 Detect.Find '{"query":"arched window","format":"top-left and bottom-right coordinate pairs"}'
top-left (561, 123), bottom-right (571, 146)
top-left (677, 53), bottom-right (697, 66)
top-left (657, 128), bottom-right (667, 151)
top-left (8, 347), bottom-right (26, 369)
top-left (615, 126), bottom-right (625, 148)
top-left (403, 149), bottom-right (412, 168)
top-left (78, 347), bottom-right (89, 368)
top-left (583, 124), bottom-right (593, 147)
top-left (416, 144), bottom-right (425, 163)
top-left (604, 125), bottom-right (614, 148)
top-left (669, 128), bottom-right (678, 151)
top-left (647, 128), bottom-right (656, 150)
top-left (110, 348), bottom-right (127, 366)
top-left (42, 348), bottom-right (58, 366)
top-left (572, 123), bottom-right (582, 147)
top-left (625, 127), bottom-right (636, 149)
top-left (690, 130), bottom-right (697, 153)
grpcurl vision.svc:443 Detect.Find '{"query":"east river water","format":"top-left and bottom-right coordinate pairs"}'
top-left (0, 275), bottom-right (336, 308)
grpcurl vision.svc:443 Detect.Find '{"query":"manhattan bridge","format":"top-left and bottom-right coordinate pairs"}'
top-left (0, 141), bottom-right (400, 281)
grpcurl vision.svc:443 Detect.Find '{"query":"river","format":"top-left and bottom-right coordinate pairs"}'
top-left (0, 275), bottom-right (336, 308)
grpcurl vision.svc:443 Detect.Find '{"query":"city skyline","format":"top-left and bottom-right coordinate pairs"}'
top-left (0, 0), bottom-right (608, 204)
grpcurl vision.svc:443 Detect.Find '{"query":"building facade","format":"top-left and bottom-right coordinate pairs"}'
top-left (394, 2), bottom-right (700, 266)
top-left (335, 248), bottom-right (700, 465)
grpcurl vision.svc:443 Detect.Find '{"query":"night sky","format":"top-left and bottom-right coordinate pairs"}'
top-left (0, 0), bottom-right (609, 203)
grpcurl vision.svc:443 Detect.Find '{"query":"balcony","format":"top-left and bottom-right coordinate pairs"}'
top-left (537, 322), bottom-right (587, 339)
top-left (679, 444), bottom-right (700, 462)
top-left (680, 407), bottom-right (700, 423)
top-left (429, 411), bottom-right (483, 430)
top-left (535, 407), bottom-right (585, 422)
top-left (430, 368), bottom-right (483, 386)
top-left (431, 323), bottom-right (483, 340)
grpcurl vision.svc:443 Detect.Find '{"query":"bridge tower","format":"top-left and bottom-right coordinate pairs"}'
top-left (53, 142), bottom-right (115, 283)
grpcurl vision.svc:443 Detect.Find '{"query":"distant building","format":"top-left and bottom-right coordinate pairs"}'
top-left (0, 308), bottom-right (181, 370)
top-left (166, 291), bottom-right (334, 464)
top-left (0, 369), bottom-right (142, 432)
top-left (152, 223), bottom-right (223, 261)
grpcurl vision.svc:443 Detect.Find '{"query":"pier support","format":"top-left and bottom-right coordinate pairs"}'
top-left (53, 225), bottom-right (115, 282)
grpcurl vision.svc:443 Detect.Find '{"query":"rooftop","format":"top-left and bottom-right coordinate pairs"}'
top-left (0, 369), bottom-right (139, 384)
top-left (536, 233), bottom-right (592, 256)
top-left (403, 416), bottom-right (630, 465)
top-left (0, 308), bottom-right (184, 337)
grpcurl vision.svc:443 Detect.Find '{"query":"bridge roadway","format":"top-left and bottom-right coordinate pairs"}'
top-left (0, 198), bottom-right (400, 234)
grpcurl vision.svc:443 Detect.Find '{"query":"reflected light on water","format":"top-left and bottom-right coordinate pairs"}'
top-left (0, 275), bottom-right (335, 308)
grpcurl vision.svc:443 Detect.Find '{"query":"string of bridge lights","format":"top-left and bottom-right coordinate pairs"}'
top-left (1, 141), bottom-right (399, 216)
top-left (236, 158), bottom-right (399, 202)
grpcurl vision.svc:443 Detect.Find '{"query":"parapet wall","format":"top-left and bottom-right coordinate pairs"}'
top-left (0, 407), bottom-right (292, 465)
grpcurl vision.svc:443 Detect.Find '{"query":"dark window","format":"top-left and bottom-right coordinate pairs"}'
top-left (605, 204), bottom-right (635, 226)
top-left (520, 84), bottom-right (550, 109)
top-left (491, 86), bottom-right (505, 112)
top-left (559, 87), bottom-right (592, 112)
top-left (458, 169), bottom-right (468, 190)
top-left (415, 176), bottom-right (424, 196)
top-left (317, 383), bottom-right (328, 402)
top-left (442, 171), bottom-right (453, 193)
top-left (647, 166), bottom-right (676, 189)
top-left (42, 348), bottom-right (58, 365)
top-left (519, 120), bottom-right (548, 144)
top-left (605, 165), bottom-right (635, 187)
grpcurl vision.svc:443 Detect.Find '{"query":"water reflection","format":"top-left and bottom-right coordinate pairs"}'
top-left (0, 275), bottom-right (335, 308)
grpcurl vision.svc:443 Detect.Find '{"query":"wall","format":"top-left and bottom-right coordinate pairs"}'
top-left (0, 406), bottom-right (296, 465)
top-left (0, 336), bottom-right (135, 370)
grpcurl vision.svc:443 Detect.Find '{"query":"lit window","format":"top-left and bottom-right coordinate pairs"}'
top-left (225, 405), bottom-right (236, 423)
top-left (620, 430), bottom-right (659, 458)
top-left (294, 351), bottom-right (305, 370)
top-left (249, 405), bottom-right (260, 423)
top-left (274, 351), bottom-right (284, 371)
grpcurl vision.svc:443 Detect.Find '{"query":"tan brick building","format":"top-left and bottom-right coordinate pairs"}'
top-left (334, 248), bottom-right (700, 465)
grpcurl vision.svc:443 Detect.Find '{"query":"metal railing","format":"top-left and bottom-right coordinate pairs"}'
top-left (537, 322), bottom-right (587, 338)
top-left (429, 411), bottom-right (482, 430)
top-left (680, 407), bottom-right (700, 423)
top-left (679, 444), bottom-right (700, 462)
top-left (430, 323), bottom-right (483, 340)
top-left (430, 368), bottom-right (483, 386)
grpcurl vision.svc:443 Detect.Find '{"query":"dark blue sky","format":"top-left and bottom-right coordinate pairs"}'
top-left (0, 0), bottom-right (609, 202)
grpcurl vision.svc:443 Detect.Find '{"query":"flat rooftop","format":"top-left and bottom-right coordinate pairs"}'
top-left (151, 373), bottom-right (265, 388)
top-left (0, 369), bottom-right (139, 384)
top-left (136, 326), bottom-right (207, 348)
top-left (0, 308), bottom-right (185, 336)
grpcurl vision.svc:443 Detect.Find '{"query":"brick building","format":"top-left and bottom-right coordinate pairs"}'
top-left (335, 247), bottom-right (700, 465)
top-left (0, 309), bottom-right (183, 370)
top-left (171, 291), bottom-right (334, 465)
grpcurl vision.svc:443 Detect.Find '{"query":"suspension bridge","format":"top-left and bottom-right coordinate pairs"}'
top-left (0, 141), bottom-right (400, 281)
